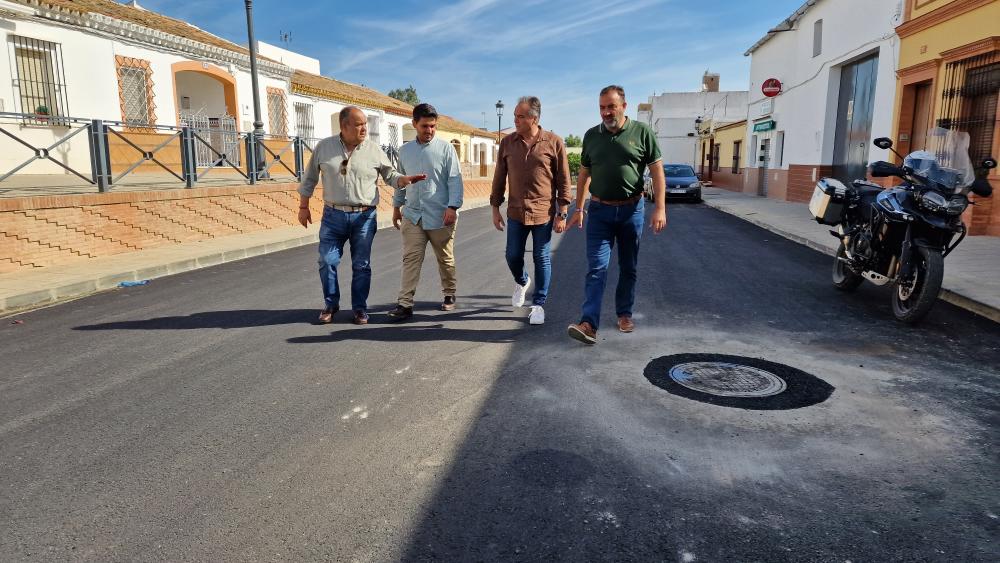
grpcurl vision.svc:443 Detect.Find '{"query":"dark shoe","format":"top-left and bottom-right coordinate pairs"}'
top-left (617, 315), bottom-right (634, 333)
top-left (317, 306), bottom-right (338, 324)
top-left (352, 310), bottom-right (369, 325)
top-left (387, 304), bottom-right (413, 321)
top-left (567, 321), bottom-right (597, 345)
top-left (440, 295), bottom-right (456, 311)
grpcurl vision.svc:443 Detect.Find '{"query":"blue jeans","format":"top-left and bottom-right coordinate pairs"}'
top-left (318, 207), bottom-right (377, 312)
top-left (580, 198), bottom-right (644, 329)
top-left (505, 218), bottom-right (553, 306)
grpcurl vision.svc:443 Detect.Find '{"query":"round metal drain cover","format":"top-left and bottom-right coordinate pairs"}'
top-left (645, 353), bottom-right (834, 410)
top-left (669, 362), bottom-right (787, 397)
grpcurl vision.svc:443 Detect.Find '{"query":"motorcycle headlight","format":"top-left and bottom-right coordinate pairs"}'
top-left (945, 195), bottom-right (968, 216)
top-left (919, 190), bottom-right (947, 212)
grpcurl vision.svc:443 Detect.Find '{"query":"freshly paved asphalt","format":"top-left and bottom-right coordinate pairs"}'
top-left (1, 204), bottom-right (997, 562)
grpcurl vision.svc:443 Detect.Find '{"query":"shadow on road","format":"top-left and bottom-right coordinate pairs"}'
top-left (72, 309), bottom-right (317, 330)
top-left (396, 205), bottom-right (999, 562)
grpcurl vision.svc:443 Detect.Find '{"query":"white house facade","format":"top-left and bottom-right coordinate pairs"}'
top-left (742, 0), bottom-right (902, 202)
top-left (638, 87), bottom-right (748, 168)
top-left (0, 0), bottom-right (492, 183)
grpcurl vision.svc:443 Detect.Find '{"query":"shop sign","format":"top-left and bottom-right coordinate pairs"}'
top-left (753, 120), bottom-right (776, 132)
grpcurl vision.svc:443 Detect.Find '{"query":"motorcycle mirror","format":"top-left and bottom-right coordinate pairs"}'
top-left (982, 157), bottom-right (997, 170)
top-left (873, 137), bottom-right (893, 150)
top-left (971, 178), bottom-right (993, 197)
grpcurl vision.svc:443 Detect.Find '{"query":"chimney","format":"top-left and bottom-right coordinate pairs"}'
top-left (702, 71), bottom-right (720, 93)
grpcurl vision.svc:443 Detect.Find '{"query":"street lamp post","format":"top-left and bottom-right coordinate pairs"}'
top-left (244, 0), bottom-right (266, 180)
top-left (495, 99), bottom-right (504, 142)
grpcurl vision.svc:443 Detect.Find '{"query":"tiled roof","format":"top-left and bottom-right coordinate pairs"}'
top-left (22, 0), bottom-right (262, 60)
top-left (292, 71), bottom-right (488, 136)
top-left (291, 70), bottom-right (414, 118)
top-left (21, 0), bottom-right (490, 137)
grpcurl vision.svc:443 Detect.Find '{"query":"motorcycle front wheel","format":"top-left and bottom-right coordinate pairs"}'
top-left (832, 242), bottom-right (863, 291)
top-left (891, 246), bottom-right (944, 324)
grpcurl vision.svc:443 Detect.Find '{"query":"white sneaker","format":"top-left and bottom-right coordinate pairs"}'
top-left (512, 276), bottom-right (531, 308)
top-left (529, 305), bottom-right (545, 325)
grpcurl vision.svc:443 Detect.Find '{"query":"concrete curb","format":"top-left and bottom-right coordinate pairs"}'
top-left (701, 196), bottom-right (1000, 325)
top-left (1, 198), bottom-right (492, 316)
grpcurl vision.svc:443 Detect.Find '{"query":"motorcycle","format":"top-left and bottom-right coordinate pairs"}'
top-left (809, 127), bottom-right (996, 324)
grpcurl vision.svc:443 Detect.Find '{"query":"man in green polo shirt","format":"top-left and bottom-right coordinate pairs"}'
top-left (566, 85), bottom-right (666, 345)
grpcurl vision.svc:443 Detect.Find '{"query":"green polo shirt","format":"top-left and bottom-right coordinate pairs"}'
top-left (581, 118), bottom-right (662, 200)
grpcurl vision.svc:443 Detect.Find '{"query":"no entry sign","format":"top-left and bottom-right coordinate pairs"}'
top-left (762, 78), bottom-right (782, 97)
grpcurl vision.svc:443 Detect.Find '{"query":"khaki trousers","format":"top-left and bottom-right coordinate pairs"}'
top-left (398, 217), bottom-right (457, 307)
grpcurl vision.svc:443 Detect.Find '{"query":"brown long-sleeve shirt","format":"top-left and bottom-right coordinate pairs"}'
top-left (490, 128), bottom-right (572, 226)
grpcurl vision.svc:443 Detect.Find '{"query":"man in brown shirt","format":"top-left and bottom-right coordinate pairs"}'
top-left (490, 96), bottom-right (572, 325)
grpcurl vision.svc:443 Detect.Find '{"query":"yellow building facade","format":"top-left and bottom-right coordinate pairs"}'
top-left (892, 0), bottom-right (1000, 235)
top-left (696, 120), bottom-right (747, 191)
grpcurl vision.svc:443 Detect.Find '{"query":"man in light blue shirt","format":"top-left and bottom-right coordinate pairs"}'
top-left (387, 103), bottom-right (465, 320)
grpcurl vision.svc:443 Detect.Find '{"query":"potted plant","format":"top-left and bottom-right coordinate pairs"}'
top-left (34, 105), bottom-right (50, 122)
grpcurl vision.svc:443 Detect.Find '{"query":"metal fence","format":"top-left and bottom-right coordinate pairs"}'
top-left (0, 112), bottom-right (393, 193)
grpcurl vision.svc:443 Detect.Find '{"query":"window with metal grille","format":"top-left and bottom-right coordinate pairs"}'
top-left (388, 123), bottom-right (399, 148)
top-left (367, 114), bottom-right (381, 144)
top-left (9, 35), bottom-right (69, 123)
top-left (939, 52), bottom-right (999, 168)
top-left (712, 143), bottom-right (721, 172)
top-left (267, 88), bottom-right (288, 136)
top-left (732, 140), bottom-right (741, 173)
top-left (294, 102), bottom-right (314, 139)
top-left (116, 56), bottom-right (155, 127)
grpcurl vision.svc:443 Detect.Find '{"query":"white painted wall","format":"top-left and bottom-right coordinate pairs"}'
top-left (744, 0), bottom-right (901, 169)
top-left (470, 134), bottom-right (497, 165)
top-left (0, 15), bottom-right (293, 174)
top-left (175, 71), bottom-right (226, 117)
top-left (257, 41), bottom-right (321, 75)
top-left (640, 90), bottom-right (748, 167)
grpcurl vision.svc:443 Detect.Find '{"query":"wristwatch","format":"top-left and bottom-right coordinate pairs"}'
top-left (556, 210), bottom-right (568, 219)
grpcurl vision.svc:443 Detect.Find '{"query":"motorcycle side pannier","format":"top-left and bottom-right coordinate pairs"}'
top-left (809, 178), bottom-right (848, 225)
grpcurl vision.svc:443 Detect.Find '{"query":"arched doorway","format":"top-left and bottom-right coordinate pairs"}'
top-left (172, 61), bottom-right (240, 166)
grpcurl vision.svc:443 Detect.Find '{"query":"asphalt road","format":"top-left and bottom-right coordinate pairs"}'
top-left (1, 203), bottom-right (998, 562)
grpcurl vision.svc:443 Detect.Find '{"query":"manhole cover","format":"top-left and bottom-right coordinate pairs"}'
top-left (645, 353), bottom-right (834, 410)
top-left (669, 362), bottom-right (787, 397)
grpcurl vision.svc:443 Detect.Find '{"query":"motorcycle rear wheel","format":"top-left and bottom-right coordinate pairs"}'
top-left (832, 243), bottom-right (863, 291)
top-left (891, 246), bottom-right (944, 324)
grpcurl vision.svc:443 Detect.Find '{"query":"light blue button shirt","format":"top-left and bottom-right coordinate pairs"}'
top-left (393, 137), bottom-right (464, 230)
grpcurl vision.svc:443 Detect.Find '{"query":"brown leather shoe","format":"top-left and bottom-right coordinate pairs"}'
top-left (352, 310), bottom-right (369, 325)
top-left (617, 315), bottom-right (634, 333)
top-left (317, 306), bottom-right (338, 324)
top-left (440, 295), bottom-right (456, 311)
top-left (567, 321), bottom-right (597, 345)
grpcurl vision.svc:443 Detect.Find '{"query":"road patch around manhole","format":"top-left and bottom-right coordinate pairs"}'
top-left (645, 354), bottom-right (834, 410)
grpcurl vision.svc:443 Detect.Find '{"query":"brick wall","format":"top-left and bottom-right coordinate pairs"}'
top-left (709, 169), bottom-right (744, 192)
top-left (787, 164), bottom-right (833, 203)
top-left (0, 180), bottom-right (493, 274)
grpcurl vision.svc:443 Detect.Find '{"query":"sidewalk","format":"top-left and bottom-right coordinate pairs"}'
top-left (701, 187), bottom-right (1000, 323)
top-left (0, 197), bottom-right (491, 315)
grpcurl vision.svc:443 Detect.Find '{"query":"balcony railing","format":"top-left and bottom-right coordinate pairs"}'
top-left (0, 111), bottom-right (333, 193)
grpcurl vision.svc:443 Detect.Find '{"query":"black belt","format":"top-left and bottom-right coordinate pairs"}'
top-left (325, 202), bottom-right (375, 212)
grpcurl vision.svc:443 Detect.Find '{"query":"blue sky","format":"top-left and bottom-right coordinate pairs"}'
top-left (138, 0), bottom-right (806, 137)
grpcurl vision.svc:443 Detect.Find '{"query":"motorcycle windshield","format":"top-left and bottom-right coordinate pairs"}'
top-left (912, 127), bottom-right (976, 194)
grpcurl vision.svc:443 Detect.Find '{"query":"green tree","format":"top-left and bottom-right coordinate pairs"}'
top-left (387, 85), bottom-right (419, 105)
top-left (565, 134), bottom-right (582, 147)
top-left (567, 152), bottom-right (581, 179)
